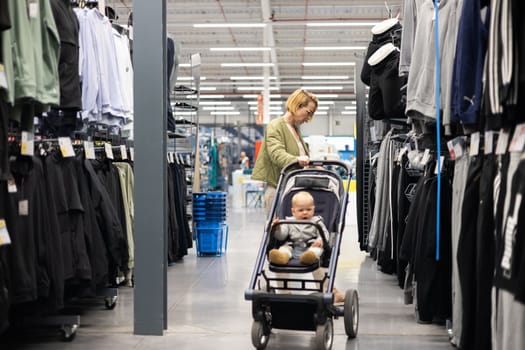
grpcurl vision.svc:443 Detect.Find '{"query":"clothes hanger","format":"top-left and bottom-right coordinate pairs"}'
top-left (371, 18), bottom-right (399, 35)
top-left (367, 42), bottom-right (399, 66)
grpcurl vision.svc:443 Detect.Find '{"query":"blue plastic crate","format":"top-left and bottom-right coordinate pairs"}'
top-left (195, 222), bottom-right (228, 257)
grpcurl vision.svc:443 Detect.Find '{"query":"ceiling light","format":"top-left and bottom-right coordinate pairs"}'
top-left (210, 111), bottom-right (241, 115)
top-left (247, 101), bottom-right (282, 105)
top-left (199, 87), bottom-right (216, 91)
top-left (236, 86), bottom-right (279, 91)
top-left (306, 22), bottom-right (378, 27)
top-left (302, 62), bottom-right (356, 66)
top-left (186, 95), bottom-right (225, 99)
top-left (301, 86), bottom-right (344, 90)
top-left (179, 63), bottom-right (191, 68)
top-left (301, 75), bottom-right (350, 80)
top-left (202, 107), bottom-right (235, 111)
top-left (173, 111), bottom-right (196, 116)
top-left (199, 101), bottom-right (231, 105)
top-left (194, 23), bottom-right (266, 28)
top-left (318, 101), bottom-right (335, 105)
top-left (230, 76), bottom-right (277, 80)
top-left (314, 111), bottom-right (328, 115)
top-left (341, 111), bottom-right (356, 115)
top-left (177, 76), bottom-right (207, 81)
top-left (249, 106), bottom-right (283, 111)
top-left (317, 94), bottom-right (339, 98)
top-left (211, 47), bottom-right (271, 51)
top-left (222, 63), bottom-right (274, 67)
top-left (304, 46), bottom-right (367, 51)
top-left (243, 94), bottom-right (281, 99)
top-left (345, 106), bottom-right (357, 110)
top-left (317, 106), bottom-right (330, 110)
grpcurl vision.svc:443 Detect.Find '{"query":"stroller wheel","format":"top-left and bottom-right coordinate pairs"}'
top-left (251, 320), bottom-right (270, 349)
top-left (314, 317), bottom-right (333, 350)
top-left (344, 289), bottom-right (359, 338)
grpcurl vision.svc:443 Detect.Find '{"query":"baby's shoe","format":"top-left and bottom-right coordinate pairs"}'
top-left (269, 249), bottom-right (290, 265)
top-left (300, 251), bottom-right (318, 265)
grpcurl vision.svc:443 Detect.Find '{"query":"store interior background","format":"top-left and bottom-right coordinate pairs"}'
top-left (109, 0), bottom-right (392, 191)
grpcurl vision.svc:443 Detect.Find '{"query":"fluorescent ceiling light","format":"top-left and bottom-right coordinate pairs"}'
top-left (187, 95), bottom-right (225, 99)
top-left (173, 111), bottom-right (196, 116)
top-left (194, 23), bottom-right (266, 28)
top-left (211, 47), bottom-right (271, 51)
top-left (202, 106), bottom-right (235, 111)
top-left (247, 101), bottom-right (282, 105)
top-left (237, 86), bottom-right (279, 91)
top-left (249, 106), bottom-right (283, 111)
top-left (222, 63), bottom-right (274, 67)
top-left (179, 63), bottom-right (191, 68)
top-left (231, 76), bottom-right (277, 80)
top-left (199, 101), bottom-right (231, 105)
top-left (351, 101), bottom-right (357, 104)
top-left (199, 87), bottom-right (216, 91)
top-left (210, 111), bottom-right (241, 115)
top-left (303, 62), bottom-right (356, 66)
top-left (301, 75), bottom-right (349, 80)
top-left (177, 76), bottom-right (207, 81)
top-left (306, 22), bottom-right (378, 27)
top-left (317, 94), bottom-right (339, 98)
top-left (304, 46), bottom-right (367, 51)
top-left (314, 111), bottom-right (328, 115)
top-left (269, 111), bottom-right (284, 115)
top-left (317, 106), bottom-right (330, 110)
top-left (243, 94), bottom-right (281, 99)
top-left (345, 106), bottom-right (357, 110)
top-left (341, 111), bottom-right (357, 115)
top-left (301, 86), bottom-right (344, 90)
top-left (318, 101), bottom-right (335, 105)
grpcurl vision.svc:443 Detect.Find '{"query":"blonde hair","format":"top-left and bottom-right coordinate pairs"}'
top-left (285, 89), bottom-right (318, 121)
top-left (291, 191), bottom-right (314, 208)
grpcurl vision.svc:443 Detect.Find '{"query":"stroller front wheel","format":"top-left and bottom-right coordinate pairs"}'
top-left (315, 317), bottom-right (333, 350)
top-left (251, 320), bottom-right (270, 349)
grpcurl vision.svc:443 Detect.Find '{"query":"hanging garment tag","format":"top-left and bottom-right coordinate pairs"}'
top-left (495, 130), bottom-right (510, 155)
top-left (84, 141), bottom-right (95, 160)
top-left (500, 193), bottom-right (522, 275)
top-left (434, 156), bottom-right (445, 174)
top-left (130, 147), bottom-right (134, 161)
top-left (0, 219), bottom-right (11, 246)
top-left (104, 143), bottom-right (114, 160)
top-left (470, 132), bottom-right (480, 156)
top-left (7, 176), bottom-right (17, 193)
top-left (0, 64), bottom-right (7, 90)
top-left (508, 123), bottom-right (525, 153)
top-left (484, 130), bottom-right (495, 155)
top-left (28, 0), bottom-right (39, 18)
top-left (58, 137), bottom-right (75, 158)
top-left (21, 131), bottom-right (34, 156)
top-left (398, 146), bottom-right (408, 162)
top-left (421, 148), bottom-right (431, 166)
top-left (370, 126), bottom-right (377, 143)
top-left (18, 199), bottom-right (29, 216)
top-left (446, 140), bottom-right (456, 160)
top-left (120, 145), bottom-right (128, 160)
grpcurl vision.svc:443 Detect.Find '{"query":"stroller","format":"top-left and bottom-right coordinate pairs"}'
top-left (245, 160), bottom-right (359, 350)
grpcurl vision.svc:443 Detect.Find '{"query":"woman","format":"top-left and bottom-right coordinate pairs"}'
top-left (251, 88), bottom-right (317, 214)
top-left (251, 88), bottom-right (345, 304)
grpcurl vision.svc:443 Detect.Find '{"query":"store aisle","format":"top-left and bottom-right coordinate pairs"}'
top-left (2, 193), bottom-right (452, 349)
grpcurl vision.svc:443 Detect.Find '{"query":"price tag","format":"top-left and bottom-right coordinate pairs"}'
top-left (470, 132), bottom-right (480, 156)
top-left (446, 140), bottom-right (456, 160)
top-left (58, 137), bottom-right (75, 157)
top-left (7, 177), bottom-right (17, 193)
top-left (421, 148), bottom-right (431, 166)
top-left (484, 130), bottom-right (494, 155)
top-left (495, 130), bottom-right (510, 155)
top-left (0, 64), bottom-right (7, 90)
top-left (434, 155), bottom-right (445, 174)
top-left (0, 219), bottom-right (11, 246)
top-left (18, 199), bottom-right (29, 216)
top-left (397, 146), bottom-right (408, 162)
top-left (130, 147), bottom-right (134, 161)
top-left (104, 143), bottom-right (114, 160)
top-left (120, 145), bottom-right (128, 160)
top-left (508, 123), bottom-right (525, 153)
top-left (84, 141), bottom-right (95, 160)
top-left (28, 0), bottom-right (39, 18)
top-left (21, 131), bottom-right (34, 156)
top-left (370, 126), bottom-right (377, 143)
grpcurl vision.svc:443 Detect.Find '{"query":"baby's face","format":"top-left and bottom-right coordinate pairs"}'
top-left (291, 199), bottom-right (315, 220)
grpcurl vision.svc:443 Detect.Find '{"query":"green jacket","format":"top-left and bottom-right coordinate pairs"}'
top-left (251, 116), bottom-right (309, 187)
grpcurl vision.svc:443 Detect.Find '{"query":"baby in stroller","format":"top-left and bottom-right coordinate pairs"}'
top-left (268, 191), bottom-right (329, 266)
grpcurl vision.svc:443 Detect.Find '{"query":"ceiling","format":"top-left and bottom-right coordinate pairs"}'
top-left (110, 0), bottom-right (403, 131)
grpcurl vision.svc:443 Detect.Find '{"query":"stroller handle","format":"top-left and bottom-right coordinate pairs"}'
top-left (281, 159), bottom-right (351, 177)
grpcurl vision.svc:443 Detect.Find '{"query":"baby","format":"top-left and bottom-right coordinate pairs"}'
top-left (268, 191), bottom-right (328, 265)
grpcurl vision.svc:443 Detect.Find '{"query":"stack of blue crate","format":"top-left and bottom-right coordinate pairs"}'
top-left (192, 192), bottom-right (228, 256)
